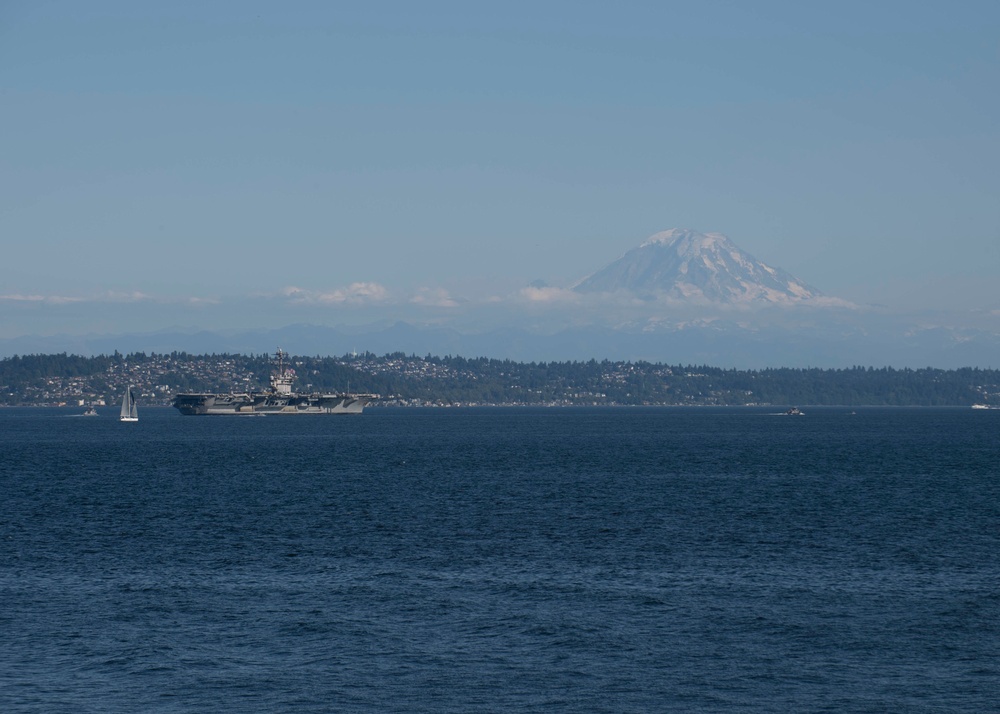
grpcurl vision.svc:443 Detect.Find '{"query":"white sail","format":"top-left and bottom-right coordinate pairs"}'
top-left (120, 386), bottom-right (138, 422)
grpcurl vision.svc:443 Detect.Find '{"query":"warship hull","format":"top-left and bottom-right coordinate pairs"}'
top-left (172, 349), bottom-right (374, 416)
top-left (172, 392), bottom-right (371, 415)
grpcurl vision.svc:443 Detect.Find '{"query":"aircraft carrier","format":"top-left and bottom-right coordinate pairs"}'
top-left (172, 349), bottom-right (374, 415)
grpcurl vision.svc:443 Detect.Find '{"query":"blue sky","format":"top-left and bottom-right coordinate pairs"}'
top-left (2, 1), bottom-right (999, 337)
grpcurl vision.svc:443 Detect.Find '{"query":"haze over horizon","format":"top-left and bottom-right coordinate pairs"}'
top-left (2, 1), bottom-right (999, 359)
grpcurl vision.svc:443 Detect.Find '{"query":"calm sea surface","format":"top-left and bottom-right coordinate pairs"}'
top-left (1, 406), bottom-right (998, 712)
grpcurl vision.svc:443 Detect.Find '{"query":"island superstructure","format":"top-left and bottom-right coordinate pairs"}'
top-left (172, 349), bottom-right (374, 415)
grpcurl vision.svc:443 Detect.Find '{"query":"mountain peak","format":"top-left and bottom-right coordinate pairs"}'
top-left (640, 228), bottom-right (727, 249)
top-left (574, 229), bottom-right (821, 305)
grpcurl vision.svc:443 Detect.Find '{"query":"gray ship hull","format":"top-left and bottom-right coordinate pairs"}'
top-left (173, 349), bottom-right (373, 416)
top-left (172, 392), bottom-right (371, 415)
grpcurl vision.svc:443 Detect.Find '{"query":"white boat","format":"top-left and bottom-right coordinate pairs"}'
top-left (120, 386), bottom-right (138, 422)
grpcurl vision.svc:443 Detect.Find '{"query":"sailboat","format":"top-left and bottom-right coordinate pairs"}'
top-left (120, 386), bottom-right (138, 422)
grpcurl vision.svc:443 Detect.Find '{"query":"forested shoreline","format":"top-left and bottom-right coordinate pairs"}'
top-left (2, 351), bottom-right (998, 407)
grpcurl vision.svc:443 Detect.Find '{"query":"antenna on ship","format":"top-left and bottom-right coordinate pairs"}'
top-left (271, 347), bottom-right (294, 395)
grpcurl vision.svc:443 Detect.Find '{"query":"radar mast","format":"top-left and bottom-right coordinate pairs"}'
top-left (271, 348), bottom-right (294, 395)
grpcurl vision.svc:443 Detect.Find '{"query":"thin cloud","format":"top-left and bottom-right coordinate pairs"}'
top-left (282, 282), bottom-right (391, 305)
top-left (103, 290), bottom-right (154, 303)
top-left (517, 286), bottom-right (580, 303)
top-left (410, 287), bottom-right (459, 308)
top-left (181, 296), bottom-right (221, 306)
top-left (0, 293), bottom-right (85, 304)
top-left (0, 291), bottom-right (219, 306)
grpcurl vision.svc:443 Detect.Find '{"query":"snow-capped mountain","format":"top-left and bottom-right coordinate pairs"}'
top-left (573, 228), bottom-right (821, 304)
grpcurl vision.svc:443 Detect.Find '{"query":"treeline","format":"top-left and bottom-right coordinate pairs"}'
top-left (316, 354), bottom-right (999, 407)
top-left (1, 351), bottom-right (998, 407)
top-left (0, 352), bottom-right (273, 406)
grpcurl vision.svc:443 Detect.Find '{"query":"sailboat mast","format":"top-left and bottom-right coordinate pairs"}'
top-left (120, 385), bottom-right (138, 421)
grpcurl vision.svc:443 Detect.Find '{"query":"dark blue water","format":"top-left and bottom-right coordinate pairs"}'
top-left (2, 407), bottom-right (998, 712)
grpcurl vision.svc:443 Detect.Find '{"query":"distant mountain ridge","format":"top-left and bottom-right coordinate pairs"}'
top-left (3, 319), bottom-right (1000, 370)
top-left (5, 228), bottom-right (999, 369)
top-left (574, 228), bottom-right (820, 304)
